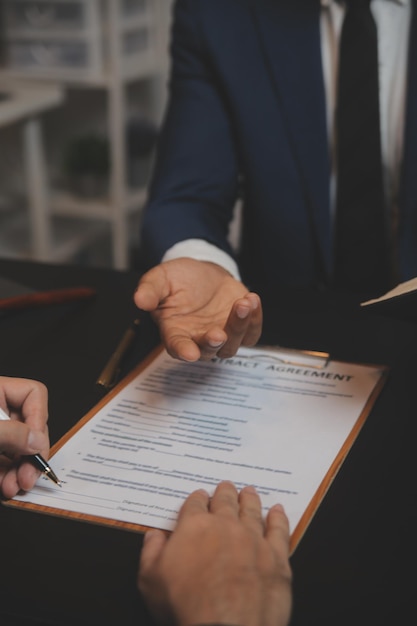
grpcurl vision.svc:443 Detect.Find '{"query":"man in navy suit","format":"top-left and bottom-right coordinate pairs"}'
top-left (134, 0), bottom-right (415, 362)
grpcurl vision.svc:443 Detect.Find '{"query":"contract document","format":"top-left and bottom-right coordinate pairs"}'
top-left (8, 345), bottom-right (388, 551)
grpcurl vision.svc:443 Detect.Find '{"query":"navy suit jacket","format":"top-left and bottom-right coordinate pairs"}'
top-left (141, 0), bottom-right (417, 300)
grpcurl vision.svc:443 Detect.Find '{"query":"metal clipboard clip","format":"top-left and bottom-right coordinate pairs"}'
top-left (248, 346), bottom-right (330, 370)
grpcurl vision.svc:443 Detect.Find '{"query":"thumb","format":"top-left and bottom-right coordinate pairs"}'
top-left (134, 266), bottom-right (170, 312)
top-left (0, 421), bottom-right (46, 457)
top-left (138, 529), bottom-right (168, 587)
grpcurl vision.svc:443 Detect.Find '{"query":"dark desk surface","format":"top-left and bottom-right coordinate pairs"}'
top-left (0, 258), bottom-right (416, 626)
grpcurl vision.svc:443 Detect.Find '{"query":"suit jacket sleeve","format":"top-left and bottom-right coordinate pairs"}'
top-left (140, 0), bottom-right (240, 267)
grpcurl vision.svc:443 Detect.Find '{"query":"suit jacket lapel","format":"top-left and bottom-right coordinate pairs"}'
top-left (250, 0), bottom-right (332, 279)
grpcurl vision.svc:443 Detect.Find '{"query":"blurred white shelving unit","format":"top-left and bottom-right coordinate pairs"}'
top-left (0, 77), bottom-right (65, 261)
top-left (0, 0), bottom-right (173, 268)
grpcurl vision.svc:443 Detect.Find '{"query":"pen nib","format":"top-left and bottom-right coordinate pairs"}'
top-left (45, 467), bottom-right (62, 487)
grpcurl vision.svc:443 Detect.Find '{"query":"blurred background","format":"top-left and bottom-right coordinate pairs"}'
top-left (0, 0), bottom-right (174, 270)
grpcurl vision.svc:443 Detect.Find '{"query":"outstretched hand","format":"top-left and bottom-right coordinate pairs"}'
top-left (134, 258), bottom-right (262, 361)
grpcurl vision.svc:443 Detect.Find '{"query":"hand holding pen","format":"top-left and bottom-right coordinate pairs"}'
top-left (0, 377), bottom-right (61, 499)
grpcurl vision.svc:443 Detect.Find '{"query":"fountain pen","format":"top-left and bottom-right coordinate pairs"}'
top-left (0, 406), bottom-right (62, 487)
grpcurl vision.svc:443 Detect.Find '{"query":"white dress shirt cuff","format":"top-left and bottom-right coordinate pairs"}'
top-left (162, 239), bottom-right (242, 281)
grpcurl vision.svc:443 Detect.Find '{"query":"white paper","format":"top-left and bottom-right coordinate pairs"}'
top-left (361, 276), bottom-right (417, 305)
top-left (13, 346), bottom-right (385, 535)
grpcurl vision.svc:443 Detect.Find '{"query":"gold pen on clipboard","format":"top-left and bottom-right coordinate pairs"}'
top-left (96, 318), bottom-right (141, 389)
top-left (256, 346), bottom-right (330, 369)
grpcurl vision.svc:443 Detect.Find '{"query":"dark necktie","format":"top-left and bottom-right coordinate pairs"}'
top-left (334, 0), bottom-right (389, 295)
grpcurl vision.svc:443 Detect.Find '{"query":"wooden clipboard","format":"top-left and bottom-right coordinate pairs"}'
top-left (4, 345), bottom-right (389, 554)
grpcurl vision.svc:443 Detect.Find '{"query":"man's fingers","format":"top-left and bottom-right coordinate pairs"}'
top-left (218, 294), bottom-right (262, 359)
top-left (177, 488), bottom-right (210, 523)
top-left (0, 421), bottom-right (47, 457)
top-left (139, 489), bottom-right (210, 589)
top-left (139, 529), bottom-right (169, 581)
top-left (1, 378), bottom-right (49, 432)
top-left (163, 331), bottom-right (202, 363)
top-left (0, 468), bottom-right (19, 500)
top-left (265, 503), bottom-right (291, 559)
top-left (241, 294), bottom-right (263, 346)
top-left (209, 481), bottom-right (239, 517)
top-left (238, 485), bottom-right (264, 534)
top-left (197, 329), bottom-right (227, 361)
top-left (134, 266), bottom-right (171, 311)
top-left (1, 464), bottom-right (41, 499)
